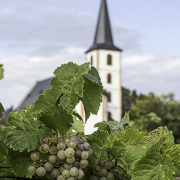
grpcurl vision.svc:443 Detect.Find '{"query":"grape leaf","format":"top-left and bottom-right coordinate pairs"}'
top-left (104, 112), bottom-right (130, 130)
top-left (87, 130), bottom-right (110, 163)
top-left (9, 149), bottom-right (32, 177)
top-left (82, 78), bottom-right (103, 120)
top-left (70, 115), bottom-right (84, 133)
top-left (0, 102), bottom-right (4, 119)
top-left (7, 105), bottom-right (52, 151)
top-left (33, 88), bottom-right (73, 136)
top-left (131, 152), bottom-right (175, 180)
top-left (50, 62), bottom-right (89, 112)
top-left (0, 64), bottom-right (4, 80)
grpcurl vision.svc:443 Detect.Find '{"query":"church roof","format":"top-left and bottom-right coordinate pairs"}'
top-left (17, 78), bottom-right (52, 109)
top-left (86, 0), bottom-right (122, 53)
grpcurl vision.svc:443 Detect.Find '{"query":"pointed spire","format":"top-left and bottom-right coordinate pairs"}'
top-left (86, 0), bottom-right (122, 53)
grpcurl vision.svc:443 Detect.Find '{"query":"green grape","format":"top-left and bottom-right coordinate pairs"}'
top-left (65, 148), bottom-right (75, 158)
top-left (50, 136), bottom-right (57, 143)
top-left (62, 169), bottom-right (70, 178)
top-left (81, 151), bottom-right (89, 160)
top-left (57, 175), bottom-right (66, 180)
top-left (57, 150), bottom-right (66, 160)
top-left (88, 148), bottom-right (93, 156)
top-left (79, 159), bottom-right (88, 168)
top-left (104, 160), bottom-right (113, 170)
top-left (40, 144), bottom-right (49, 153)
top-left (77, 169), bottom-right (84, 179)
top-left (30, 152), bottom-right (39, 161)
top-left (28, 165), bottom-right (36, 175)
top-left (49, 155), bottom-right (58, 164)
top-left (57, 142), bottom-right (66, 150)
top-left (90, 175), bottom-right (99, 180)
top-left (66, 156), bottom-right (75, 164)
top-left (44, 162), bottom-right (53, 172)
top-left (74, 149), bottom-right (81, 157)
top-left (70, 167), bottom-right (79, 177)
top-left (65, 139), bottom-right (71, 146)
top-left (67, 177), bottom-right (77, 180)
top-left (40, 137), bottom-right (49, 145)
top-left (100, 177), bottom-right (107, 180)
top-left (51, 168), bottom-right (60, 178)
top-left (68, 141), bottom-right (77, 149)
top-left (73, 161), bottom-right (80, 168)
top-left (106, 172), bottom-right (114, 180)
top-left (49, 145), bottom-right (58, 155)
top-left (59, 166), bottom-right (65, 174)
top-left (83, 142), bottom-right (90, 150)
top-left (58, 159), bottom-right (66, 165)
top-left (77, 136), bottom-right (86, 144)
top-left (64, 163), bottom-right (73, 170)
top-left (36, 167), bottom-right (46, 177)
top-left (70, 136), bottom-right (77, 141)
top-left (93, 165), bottom-right (101, 175)
top-left (100, 168), bottom-right (108, 177)
top-left (77, 144), bottom-right (85, 151)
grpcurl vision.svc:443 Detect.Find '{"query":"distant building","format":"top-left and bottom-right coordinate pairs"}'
top-left (15, 0), bottom-right (122, 134)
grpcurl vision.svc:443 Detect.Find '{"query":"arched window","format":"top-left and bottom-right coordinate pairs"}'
top-left (107, 73), bottom-right (112, 83)
top-left (107, 92), bottom-right (111, 102)
top-left (90, 56), bottom-right (93, 66)
top-left (107, 54), bottom-right (112, 65)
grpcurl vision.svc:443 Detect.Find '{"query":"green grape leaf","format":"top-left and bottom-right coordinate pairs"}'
top-left (104, 112), bottom-right (130, 130)
top-left (0, 102), bottom-right (4, 119)
top-left (83, 66), bottom-right (101, 85)
top-left (9, 149), bottom-right (32, 177)
top-left (33, 88), bottom-right (73, 136)
top-left (7, 105), bottom-right (52, 151)
top-left (87, 130), bottom-right (110, 163)
top-left (131, 152), bottom-right (175, 180)
top-left (82, 78), bottom-right (103, 120)
top-left (166, 144), bottom-right (180, 165)
top-left (0, 64), bottom-right (4, 80)
top-left (94, 122), bottom-right (111, 133)
top-left (70, 115), bottom-right (84, 133)
top-left (50, 62), bottom-right (89, 112)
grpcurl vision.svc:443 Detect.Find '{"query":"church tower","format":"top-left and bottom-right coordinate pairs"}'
top-left (86, 0), bottom-right (122, 122)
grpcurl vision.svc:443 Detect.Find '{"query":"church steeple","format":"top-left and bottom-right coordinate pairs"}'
top-left (86, 0), bottom-right (122, 53)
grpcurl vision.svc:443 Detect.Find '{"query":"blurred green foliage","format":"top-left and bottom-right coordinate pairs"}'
top-left (122, 87), bottom-right (180, 143)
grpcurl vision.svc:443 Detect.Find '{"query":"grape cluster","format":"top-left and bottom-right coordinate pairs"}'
top-left (28, 135), bottom-right (93, 180)
top-left (90, 160), bottom-right (115, 180)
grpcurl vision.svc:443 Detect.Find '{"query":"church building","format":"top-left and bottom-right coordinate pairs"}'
top-left (16, 0), bottom-right (123, 134)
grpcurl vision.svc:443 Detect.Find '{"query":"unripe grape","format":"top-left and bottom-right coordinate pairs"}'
top-left (50, 136), bottom-right (57, 143)
top-left (100, 177), bottom-right (107, 180)
top-left (30, 152), bottom-right (39, 161)
top-left (28, 165), bottom-right (36, 175)
top-left (88, 148), bottom-right (93, 156)
top-left (51, 168), bottom-right (60, 177)
top-left (49, 145), bottom-right (58, 154)
top-left (100, 168), bottom-right (108, 177)
top-left (66, 156), bottom-right (75, 164)
top-left (74, 149), bottom-right (81, 157)
top-left (73, 161), bottom-right (80, 168)
top-left (57, 175), bottom-right (66, 180)
top-left (77, 144), bottom-right (85, 151)
top-left (79, 159), bottom-right (88, 168)
top-left (40, 137), bottom-right (49, 144)
top-left (77, 169), bottom-right (84, 179)
top-left (49, 155), bottom-right (57, 164)
top-left (58, 159), bottom-right (66, 165)
top-left (44, 162), bottom-right (53, 172)
top-left (104, 160), bottom-right (114, 170)
top-left (70, 167), bottom-right (79, 177)
top-left (36, 167), bottom-right (46, 177)
top-left (67, 177), bottom-right (76, 180)
top-left (64, 163), bottom-right (73, 170)
top-left (93, 165), bottom-right (101, 175)
top-left (81, 151), bottom-right (89, 160)
top-left (64, 148), bottom-right (75, 158)
top-left (90, 175), bottom-right (99, 180)
top-left (70, 136), bottom-right (77, 141)
top-left (57, 142), bottom-right (66, 150)
top-left (106, 172), bottom-right (114, 180)
top-left (77, 136), bottom-right (86, 144)
top-left (83, 142), bottom-right (90, 150)
top-left (57, 150), bottom-right (66, 160)
top-left (59, 166), bottom-right (65, 173)
top-left (62, 169), bottom-right (70, 178)
top-left (40, 144), bottom-right (49, 153)
top-left (65, 139), bottom-right (71, 146)
top-left (68, 141), bottom-right (77, 149)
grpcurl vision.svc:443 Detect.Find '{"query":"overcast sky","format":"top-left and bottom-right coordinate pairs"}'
top-left (0, 0), bottom-right (180, 109)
